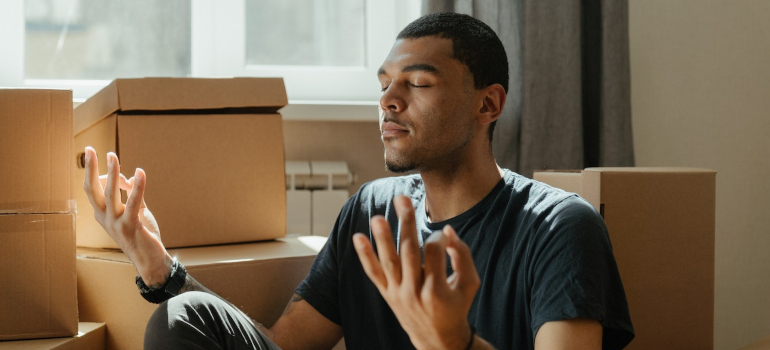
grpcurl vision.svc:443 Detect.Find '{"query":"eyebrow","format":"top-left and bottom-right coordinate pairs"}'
top-left (377, 63), bottom-right (440, 76)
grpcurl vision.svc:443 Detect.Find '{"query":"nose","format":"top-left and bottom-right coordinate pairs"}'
top-left (379, 84), bottom-right (405, 113)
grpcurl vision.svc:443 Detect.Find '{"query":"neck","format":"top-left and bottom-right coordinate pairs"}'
top-left (420, 148), bottom-right (503, 223)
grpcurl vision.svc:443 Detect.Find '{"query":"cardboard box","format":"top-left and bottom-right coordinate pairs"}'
top-left (0, 89), bottom-right (73, 214)
top-left (73, 78), bottom-right (288, 248)
top-left (533, 167), bottom-right (716, 350)
top-left (0, 322), bottom-right (105, 350)
top-left (76, 237), bottom-right (323, 350)
top-left (0, 214), bottom-right (77, 341)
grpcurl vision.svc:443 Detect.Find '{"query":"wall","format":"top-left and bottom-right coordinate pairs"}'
top-left (283, 120), bottom-right (392, 195)
top-left (629, 1), bottom-right (770, 349)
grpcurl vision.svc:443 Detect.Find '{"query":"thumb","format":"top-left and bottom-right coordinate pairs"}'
top-left (444, 225), bottom-right (480, 295)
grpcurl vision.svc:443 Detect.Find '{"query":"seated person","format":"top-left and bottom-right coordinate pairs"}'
top-left (82, 12), bottom-right (634, 350)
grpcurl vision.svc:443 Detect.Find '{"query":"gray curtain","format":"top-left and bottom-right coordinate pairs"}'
top-left (423, 0), bottom-right (635, 178)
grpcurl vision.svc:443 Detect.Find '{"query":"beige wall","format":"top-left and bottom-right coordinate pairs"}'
top-left (283, 120), bottom-right (392, 195)
top-left (629, 1), bottom-right (770, 349)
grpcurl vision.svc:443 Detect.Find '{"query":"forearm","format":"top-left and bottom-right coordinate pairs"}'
top-left (470, 335), bottom-right (496, 350)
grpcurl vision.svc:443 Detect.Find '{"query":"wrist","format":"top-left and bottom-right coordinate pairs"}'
top-left (138, 254), bottom-right (174, 288)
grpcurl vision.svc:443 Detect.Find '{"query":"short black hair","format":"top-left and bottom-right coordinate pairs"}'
top-left (397, 12), bottom-right (509, 142)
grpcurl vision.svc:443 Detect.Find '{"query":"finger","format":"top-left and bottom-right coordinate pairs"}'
top-left (370, 215), bottom-right (402, 285)
top-left (83, 147), bottom-right (105, 211)
top-left (353, 233), bottom-right (388, 290)
top-left (124, 176), bottom-right (148, 209)
top-left (104, 152), bottom-right (124, 215)
top-left (125, 168), bottom-right (146, 219)
top-left (100, 173), bottom-right (131, 191)
top-left (423, 230), bottom-right (449, 290)
top-left (394, 195), bottom-right (421, 289)
top-left (444, 225), bottom-right (480, 294)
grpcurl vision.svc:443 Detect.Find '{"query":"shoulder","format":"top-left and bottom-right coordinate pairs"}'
top-left (504, 170), bottom-right (598, 218)
top-left (500, 170), bottom-right (604, 237)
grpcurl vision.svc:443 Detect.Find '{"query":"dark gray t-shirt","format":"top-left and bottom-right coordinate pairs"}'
top-left (296, 170), bottom-right (634, 349)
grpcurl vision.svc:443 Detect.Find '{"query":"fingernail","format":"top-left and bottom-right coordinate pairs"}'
top-left (136, 169), bottom-right (144, 181)
top-left (85, 151), bottom-right (91, 163)
top-left (427, 230), bottom-right (444, 243)
top-left (353, 235), bottom-right (365, 249)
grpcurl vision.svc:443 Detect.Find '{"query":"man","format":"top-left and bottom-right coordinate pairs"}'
top-left (83, 12), bottom-right (633, 350)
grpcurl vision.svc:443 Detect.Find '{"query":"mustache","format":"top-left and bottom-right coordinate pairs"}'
top-left (380, 113), bottom-right (409, 128)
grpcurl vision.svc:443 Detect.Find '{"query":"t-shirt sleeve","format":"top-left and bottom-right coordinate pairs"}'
top-left (529, 197), bottom-right (634, 349)
top-left (294, 194), bottom-right (359, 326)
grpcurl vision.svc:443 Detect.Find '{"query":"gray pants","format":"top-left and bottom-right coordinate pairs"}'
top-left (144, 291), bottom-right (282, 350)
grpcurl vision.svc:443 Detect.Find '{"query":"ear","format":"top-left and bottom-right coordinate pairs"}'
top-left (476, 83), bottom-right (506, 126)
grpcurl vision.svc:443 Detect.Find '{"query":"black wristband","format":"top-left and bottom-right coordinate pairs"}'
top-left (136, 258), bottom-right (187, 304)
top-left (465, 326), bottom-right (476, 350)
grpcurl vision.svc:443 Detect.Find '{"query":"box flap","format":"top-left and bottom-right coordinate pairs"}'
top-left (74, 77), bottom-right (288, 135)
top-left (76, 237), bottom-right (324, 267)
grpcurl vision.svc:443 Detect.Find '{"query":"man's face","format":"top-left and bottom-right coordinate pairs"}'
top-left (377, 36), bottom-right (479, 173)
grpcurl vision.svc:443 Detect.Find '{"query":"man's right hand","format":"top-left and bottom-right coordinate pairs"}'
top-left (83, 146), bottom-right (173, 288)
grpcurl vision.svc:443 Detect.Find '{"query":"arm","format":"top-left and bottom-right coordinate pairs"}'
top-left (268, 293), bottom-right (343, 349)
top-left (83, 147), bottom-right (214, 295)
top-left (535, 319), bottom-right (603, 350)
top-left (85, 147), bottom-right (343, 347)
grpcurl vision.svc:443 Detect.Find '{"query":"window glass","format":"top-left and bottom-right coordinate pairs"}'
top-left (245, 0), bottom-right (365, 67)
top-left (24, 0), bottom-right (191, 80)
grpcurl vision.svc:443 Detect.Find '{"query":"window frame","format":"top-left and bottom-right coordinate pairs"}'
top-left (0, 0), bottom-right (419, 108)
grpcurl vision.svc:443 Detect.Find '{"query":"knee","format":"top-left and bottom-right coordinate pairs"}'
top-left (144, 292), bottom-right (220, 348)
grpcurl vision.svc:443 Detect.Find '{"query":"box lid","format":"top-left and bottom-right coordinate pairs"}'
top-left (76, 236), bottom-right (324, 267)
top-left (74, 77), bottom-right (288, 134)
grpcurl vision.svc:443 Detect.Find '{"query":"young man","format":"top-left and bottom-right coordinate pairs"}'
top-left (83, 12), bottom-right (633, 350)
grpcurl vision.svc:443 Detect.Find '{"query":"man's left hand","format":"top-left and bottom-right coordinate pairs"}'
top-left (353, 195), bottom-right (481, 349)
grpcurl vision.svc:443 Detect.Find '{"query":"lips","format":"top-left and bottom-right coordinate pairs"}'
top-left (381, 121), bottom-right (409, 138)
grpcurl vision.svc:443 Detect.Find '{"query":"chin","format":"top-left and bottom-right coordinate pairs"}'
top-left (384, 154), bottom-right (417, 173)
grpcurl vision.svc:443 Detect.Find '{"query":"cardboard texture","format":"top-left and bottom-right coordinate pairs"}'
top-left (0, 89), bottom-right (74, 214)
top-left (73, 78), bottom-right (288, 248)
top-left (533, 167), bottom-right (716, 350)
top-left (0, 214), bottom-right (77, 341)
top-left (76, 237), bottom-right (321, 350)
top-left (0, 322), bottom-right (105, 350)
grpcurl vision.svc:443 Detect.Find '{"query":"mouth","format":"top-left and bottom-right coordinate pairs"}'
top-left (380, 121), bottom-right (409, 138)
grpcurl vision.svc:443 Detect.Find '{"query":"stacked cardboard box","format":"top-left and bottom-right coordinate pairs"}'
top-left (534, 168), bottom-right (716, 350)
top-left (72, 78), bottom-right (326, 349)
top-left (0, 89), bottom-right (78, 341)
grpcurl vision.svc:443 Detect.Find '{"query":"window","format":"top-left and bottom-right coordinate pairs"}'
top-left (0, 0), bottom-right (421, 103)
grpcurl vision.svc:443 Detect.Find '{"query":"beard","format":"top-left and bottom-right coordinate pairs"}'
top-left (383, 146), bottom-right (418, 173)
top-left (384, 158), bottom-right (417, 173)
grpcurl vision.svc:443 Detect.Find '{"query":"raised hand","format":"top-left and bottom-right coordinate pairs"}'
top-left (83, 146), bottom-right (173, 287)
top-left (352, 195), bottom-right (481, 349)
